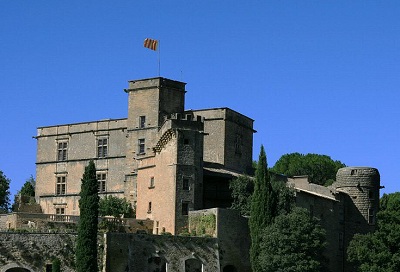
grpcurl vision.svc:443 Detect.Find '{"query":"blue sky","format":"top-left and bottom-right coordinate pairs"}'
top-left (1, 1), bottom-right (399, 198)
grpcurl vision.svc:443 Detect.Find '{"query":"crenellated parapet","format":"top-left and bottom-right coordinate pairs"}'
top-left (154, 113), bottom-right (204, 153)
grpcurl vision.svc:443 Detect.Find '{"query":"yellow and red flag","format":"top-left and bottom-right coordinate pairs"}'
top-left (144, 38), bottom-right (158, 51)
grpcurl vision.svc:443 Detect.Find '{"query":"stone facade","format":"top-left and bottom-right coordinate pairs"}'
top-left (289, 166), bottom-right (381, 272)
top-left (35, 119), bottom-right (128, 216)
top-left (29, 76), bottom-right (381, 272)
top-left (34, 77), bottom-right (255, 235)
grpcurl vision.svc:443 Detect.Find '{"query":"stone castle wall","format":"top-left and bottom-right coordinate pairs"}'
top-left (35, 118), bottom-right (128, 215)
top-left (0, 233), bottom-right (79, 272)
top-left (105, 233), bottom-right (219, 272)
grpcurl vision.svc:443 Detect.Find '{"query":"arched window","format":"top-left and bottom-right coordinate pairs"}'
top-left (185, 258), bottom-right (203, 272)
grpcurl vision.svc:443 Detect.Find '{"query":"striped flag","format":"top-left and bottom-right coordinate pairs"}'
top-left (144, 38), bottom-right (158, 51)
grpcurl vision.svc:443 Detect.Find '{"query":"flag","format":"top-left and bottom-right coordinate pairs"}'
top-left (144, 38), bottom-right (158, 51)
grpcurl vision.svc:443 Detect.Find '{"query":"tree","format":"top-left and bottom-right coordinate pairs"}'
top-left (258, 207), bottom-right (327, 272)
top-left (19, 175), bottom-right (35, 197)
top-left (347, 192), bottom-right (400, 271)
top-left (0, 170), bottom-right (11, 213)
top-left (229, 175), bottom-right (254, 216)
top-left (12, 176), bottom-right (36, 211)
top-left (99, 195), bottom-right (134, 218)
top-left (230, 174), bottom-right (295, 217)
top-left (249, 145), bottom-right (277, 272)
top-left (271, 152), bottom-right (346, 186)
top-left (76, 160), bottom-right (99, 272)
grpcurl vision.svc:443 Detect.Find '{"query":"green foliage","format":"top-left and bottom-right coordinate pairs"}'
top-left (76, 160), bottom-right (99, 272)
top-left (258, 207), bottom-right (327, 272)
top-left (52, 258), bottom-right (61, 272)
top-left (20, 175), bottom-right (35, 197)
top-left (348, 192), bottom-right (400, 272)
top-left (0, 170), bottom-right (11, 213)
top-left (229, 175), bottom-right (254, 216)
top-left (249, 145), bottom-right (277, 272)
top-left (189, 213), bottom-right (216, 236)
top-left (271, 152), bottom-right (346, 186)
top-left (12, 176), bottom-right (36, 212)
top-left (230, 174), bottom-right (295, 217)
top-left (99, 195), bottom-right (134, 218)
top-left (271, 177), bottom-right (296, 216)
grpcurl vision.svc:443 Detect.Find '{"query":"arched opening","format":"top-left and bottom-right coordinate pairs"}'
top-left (185, 258), bottom-right (202, 272)
top-left (223, 264), bottom-right (238, 272)
top-left (147, 256), bottom-right (167, 272)
top-left (5, 268), bottom-right (31, 272)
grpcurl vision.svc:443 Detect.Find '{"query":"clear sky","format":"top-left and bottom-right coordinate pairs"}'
top-left (1, 1), bottom-right (399, 198)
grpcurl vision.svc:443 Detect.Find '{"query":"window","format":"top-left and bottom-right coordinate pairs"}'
top-left (149, 177), bottom-right (155, 188)
top-left (183, 138), bottom-right (190, 145)
top-left (368, 190), bottom-right (374, 200)
top-left (368, 208), bottom-right (375, 224)
top-left (148, 202), bottom-right (152, 213)
top-left (97, 173), bottom-right (107, 193)
top-left (56, 207), bottom-right (65, 215)
top-left (183, 178), bottom-right (190, 190)
top-left (138, 138), bottom-right (145, 154)
top-left (139, 116), bottom-right (146, 128)
top-left (182, 202), bottom-right (189, 215)
top-left (97, 138), bottom-right (108, 158)
top-left (234, 134), bottom-right (242, 155)
top-left (57, 142), bottom-right (68, 161)
top-left (56, 176), bottom-right (66, 195)
top-left (156, 221), bottom-right (159, 235)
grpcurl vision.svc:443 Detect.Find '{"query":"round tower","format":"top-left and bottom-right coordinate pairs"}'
top-left (334, 167), bottom-right (380, 271)
top-left (335, 167), bottom-right (380, 228)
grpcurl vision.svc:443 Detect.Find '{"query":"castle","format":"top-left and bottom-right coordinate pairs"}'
top-left (0, 77), bottom-right (381, 272)
top-left (34, 77), bottom-right (255, 235)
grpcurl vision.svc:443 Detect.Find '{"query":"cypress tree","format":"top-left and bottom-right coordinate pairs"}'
top-left (76, 160), bottom-right (99, 272)
top-left (249, 145), bottom-right (276, 272)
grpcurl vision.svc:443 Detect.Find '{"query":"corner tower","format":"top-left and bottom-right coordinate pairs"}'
top-left (334, 166), bottom-right (380, 271)
top-left (335, 167), bottom-right (380, 229)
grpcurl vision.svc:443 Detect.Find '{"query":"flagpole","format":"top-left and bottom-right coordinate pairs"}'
top-left (144, 38), bottom-right (160, 76)
top-left (158, 40), bottom-right (161, 77)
